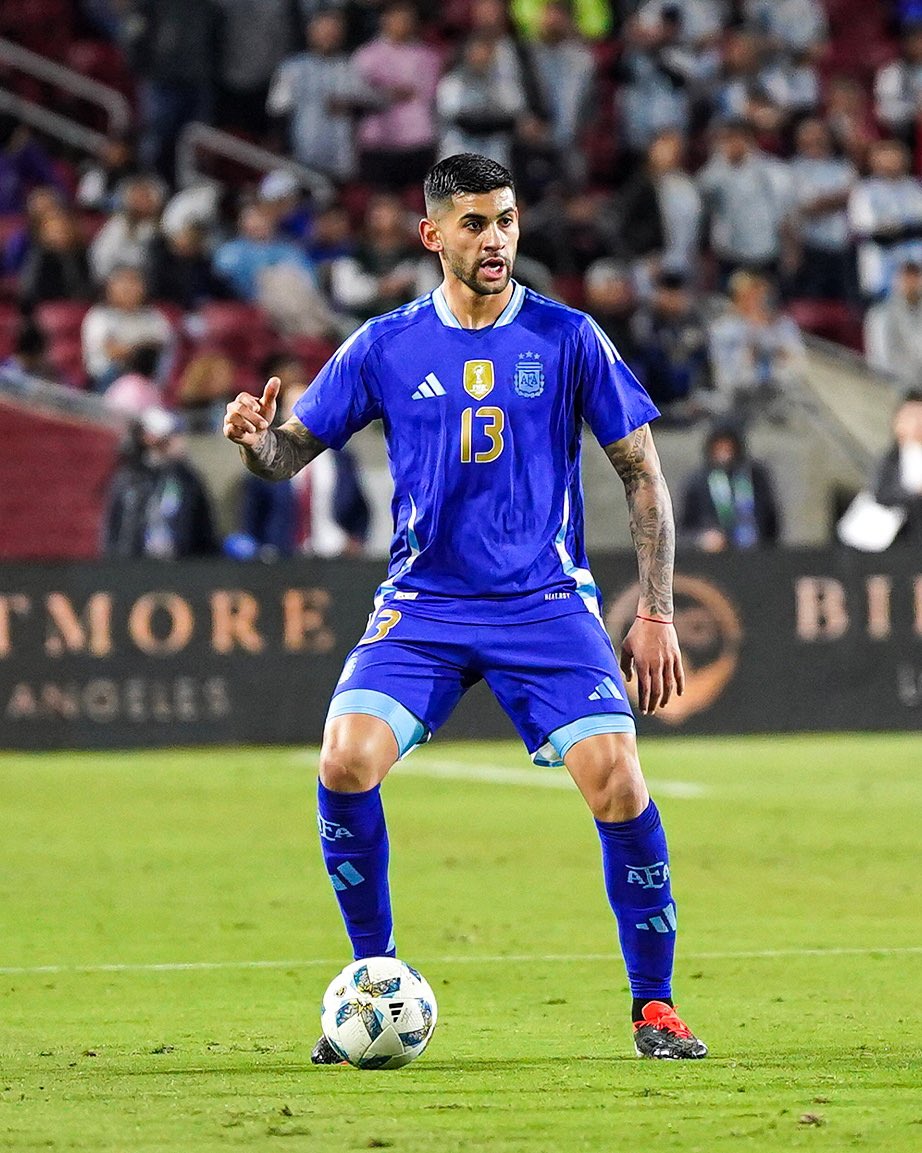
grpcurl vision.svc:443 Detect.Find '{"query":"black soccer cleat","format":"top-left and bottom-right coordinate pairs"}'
top-left (311, 1034), bottom-right (347, 1065)
top-left (633, 1001), bottom-right (708, 1059)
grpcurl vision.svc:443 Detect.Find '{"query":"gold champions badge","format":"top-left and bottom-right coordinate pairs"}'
top-left (463, 360), bottom-right (494, 399)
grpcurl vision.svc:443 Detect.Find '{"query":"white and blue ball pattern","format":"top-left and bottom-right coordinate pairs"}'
top-left (320, 957), bottom-right (438, 1069)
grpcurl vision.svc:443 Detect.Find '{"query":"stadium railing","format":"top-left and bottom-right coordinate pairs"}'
top-left (0, 35), bottom-right (130, 135)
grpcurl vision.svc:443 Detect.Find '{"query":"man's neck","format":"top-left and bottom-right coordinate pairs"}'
top-left (439, 277), bottom-right (514, 330)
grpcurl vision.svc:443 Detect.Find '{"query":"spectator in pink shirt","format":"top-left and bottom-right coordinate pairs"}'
top-left (351, 1), bottom-right (442, 187)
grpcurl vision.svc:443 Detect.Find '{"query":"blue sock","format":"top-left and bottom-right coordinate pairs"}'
top-left (595, 799), bottom-right (675, 1000)
top-left (317, 781), bottom-right (395, 960)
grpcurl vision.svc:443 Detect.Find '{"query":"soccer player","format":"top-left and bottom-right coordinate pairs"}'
top-left (223, 154), bottom-right (707, 1061)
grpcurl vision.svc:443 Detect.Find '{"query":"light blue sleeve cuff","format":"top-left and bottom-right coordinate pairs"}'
top-left (532, 712), bottom-right (637, 767)
top-left (327, 689), bottom-right (427, 759)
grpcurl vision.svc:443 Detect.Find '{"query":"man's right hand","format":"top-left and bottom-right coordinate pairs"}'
top-left (223, 377), bottom-right (281, 448)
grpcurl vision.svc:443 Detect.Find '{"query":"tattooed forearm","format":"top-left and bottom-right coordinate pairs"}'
top-left (240, 417), bottom-right (328, 480)
top-left (604, 424), bottom-right (676, 618)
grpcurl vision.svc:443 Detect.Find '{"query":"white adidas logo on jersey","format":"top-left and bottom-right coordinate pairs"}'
top-left (411, 373), bottom-right (447, 400)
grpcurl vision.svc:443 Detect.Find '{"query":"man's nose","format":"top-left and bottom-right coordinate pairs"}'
top-left (481, 224), bottom-right (503, 251)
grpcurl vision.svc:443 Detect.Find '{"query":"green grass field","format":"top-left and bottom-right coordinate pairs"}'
top-left (2, 735), bottom-right (921, 1152)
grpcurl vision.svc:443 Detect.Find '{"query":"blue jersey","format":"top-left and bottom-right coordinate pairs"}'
top-left (295, 281), bottom-right (658, 622)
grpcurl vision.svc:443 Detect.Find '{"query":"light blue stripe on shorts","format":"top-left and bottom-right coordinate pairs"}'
top-left (533, 713), bottom-right (637, 767)
top-left (327, 689), bottom-right (427, 759)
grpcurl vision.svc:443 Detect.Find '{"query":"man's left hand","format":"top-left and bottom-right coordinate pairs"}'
top-left (619, 618), bottom-right (685, 715)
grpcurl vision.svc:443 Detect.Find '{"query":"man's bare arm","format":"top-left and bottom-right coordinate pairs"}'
top-left (604, 423), bottom-right (674, 619)
top-left (223, 378), bottom-right (328, 480)
top-left (240, 417), bottom-right (328, 481)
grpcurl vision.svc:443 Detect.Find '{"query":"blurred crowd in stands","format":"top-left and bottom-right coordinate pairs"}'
top-left (3, 0), bottom-right (922, 555)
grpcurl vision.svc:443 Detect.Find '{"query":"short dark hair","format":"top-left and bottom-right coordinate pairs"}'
top-left (902, 388), bottom-right (922, 405)
top-left (424, 153), bottom-right (514, 215)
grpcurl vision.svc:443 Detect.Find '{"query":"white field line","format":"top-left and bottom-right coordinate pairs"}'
top-left (292, 751), bottom-right (707, 799)
top-left (2, 946), bottom-right (921, 977)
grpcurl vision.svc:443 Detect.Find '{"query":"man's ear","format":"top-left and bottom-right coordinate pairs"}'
top-left (419, 217), bottom-right (443, 254)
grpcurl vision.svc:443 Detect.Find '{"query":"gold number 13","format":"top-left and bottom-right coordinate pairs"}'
top-left (460, 406), bottom-right (505, 463)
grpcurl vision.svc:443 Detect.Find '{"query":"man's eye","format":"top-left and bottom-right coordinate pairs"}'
top-left (499, 217), bottom-right (513, 227)
top-left (465, 221), bottom-right (480, 231)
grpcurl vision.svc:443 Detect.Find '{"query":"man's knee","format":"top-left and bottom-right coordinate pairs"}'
top-left (319, 714), bottom-right (398, 793)
top-left (565, 732), bottom-right (649, 822)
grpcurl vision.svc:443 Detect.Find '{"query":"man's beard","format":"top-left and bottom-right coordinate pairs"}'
top-left (444, 250), bottom-right (512, 295)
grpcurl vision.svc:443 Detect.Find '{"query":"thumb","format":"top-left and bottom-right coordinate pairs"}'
top-left (620, 639), bottom-right (634, 682)
top-left (260, 376), bottom-right (281, 410)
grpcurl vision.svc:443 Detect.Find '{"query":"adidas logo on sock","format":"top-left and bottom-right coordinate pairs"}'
top-left (588, 676), bottom-right (624, 701)
top-left (411, 373), bottom-right (447, 400)
top-left (635, 903), bottom-right (677, 933)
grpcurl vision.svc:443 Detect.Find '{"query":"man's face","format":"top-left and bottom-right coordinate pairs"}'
top-left (654, 283), bottom-right (688, 316)
top-left (125, 180), bottom-right (161, 219)
top-left (471, 0), bottom-right (505, 34)
top-left (107, 268), bottom-right (145, 310)
top-left (424, 188), bottom-right (518, 296)
top-left (648, 130), bottom-right (681, 172)
top-left (240, 205), bottom-right (273, 242)
top-left (719, 128), bottom-right (750, 166)
top-left (870, 142), bottom-right (907, 179)
top-left (906, 29), bottom-right (922, 63)
top-left (709, 436), bottom-right (739, 469)
top-left (899, 266), bottom-right (922, 302)
top-left (382, 4), bottom-right (415, 41)
top-left (309, 12), bottom-right (343, 54)
top-left (796, 119), bottom-right (828, 159)
top-left (894, 400), bottom-right (922, 446)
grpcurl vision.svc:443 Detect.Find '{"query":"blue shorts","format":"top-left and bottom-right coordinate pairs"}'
top-left (327, 604), bottom-right (635, 767)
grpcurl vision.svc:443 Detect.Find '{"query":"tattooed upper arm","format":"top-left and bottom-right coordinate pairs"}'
top-left (240, 415), bottom-right (329, 480)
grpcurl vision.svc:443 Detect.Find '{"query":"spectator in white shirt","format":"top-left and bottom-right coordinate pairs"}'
top-left (329, 193), bottom-right (430, 324)
top-left (707, 269), bottom-right (806, 420)
top-left (437, 34), bottom-right (526, 169)
top-left (872, 389), bottom-right (922, 545)
top-left (788, 117), bottom-right (857, 300)
top-left (848, 138), bottom-right (922, 299)
top-left (697, 118), bottom-right (794, 283)
top-left (267, 10), bottom-right (364, 181)
top-left (647, 129), bottom-right (703, 275)
top-left (526, 0), bottom-right (596, 177)
top-left (743, 0), bottom-right (828, 56)
top-left (89, 175), bottom-right (165, 284)
top-left (875, 25), bottom-right (922, 148)
top-left (82, 266), bottom-right (172, 391)
top-left (864, 259), bottom-right (922, 384)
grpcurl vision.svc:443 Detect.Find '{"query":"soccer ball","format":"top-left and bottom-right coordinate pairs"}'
top-left (320, 956), bottom-right (438, 1069)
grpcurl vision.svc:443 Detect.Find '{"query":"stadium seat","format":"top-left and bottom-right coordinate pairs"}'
top-left (35, 301), bottom-right (90, 340)
top-left (552, 275), bottom-right (586, 309)
top-left (77, 213), bottom-right (108, 243)
top-left (0, 302), bottom-right (21, 359)
top-left (785, 299), bottom-right (864, 354)
top-left (65, 41), bottom-right (134, 100)
top-left (45, 335), bottom-right (88, 389)
top-left (198, 301), bottom-right (266, 340)
top-left (283, 335), bottom-right (336, 381)
top-left (0, 0), bottom-right (73, 56)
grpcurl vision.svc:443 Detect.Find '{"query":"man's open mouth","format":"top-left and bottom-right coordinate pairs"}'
top-left (479, 258), bottom-right (507, 280)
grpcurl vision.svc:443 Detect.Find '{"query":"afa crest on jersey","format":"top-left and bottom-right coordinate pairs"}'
top-left (514, 352), bottom-right (545, 398)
